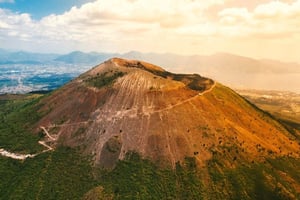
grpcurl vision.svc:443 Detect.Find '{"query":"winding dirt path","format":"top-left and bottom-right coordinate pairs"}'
top-left (45, 81), bottom-right (217, 128)
top-left (48, 81), bottom-right (217, 128)
top-left (0, 149), bottom-right (35, 160)
top-left (46, 120), bottom-right (92, 128)
top-left (0, 81), bottom-right (216, 160)
top-left (40, 126), bottom-right (56, 141)
top-left (152, 81), bottom-right (216, 114)
top-left (38, 141), bottom-right (53, 151)
top-left (0, 126), bottom-right (56, 160)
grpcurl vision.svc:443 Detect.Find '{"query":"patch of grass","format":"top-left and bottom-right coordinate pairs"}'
top-left (85, 71), bottom-right (125, 88)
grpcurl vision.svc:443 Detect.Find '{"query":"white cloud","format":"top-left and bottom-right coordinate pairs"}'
top-left (1, 0), bottom-right (300, 62)
top-left (0, 21), bottom-right (10, 28)
top-left (35, 0), bottom-right (231, 45)
top-left (0, 9), bottom-right (36, 41)
top-left (217, 0), bottom-right (300, 38)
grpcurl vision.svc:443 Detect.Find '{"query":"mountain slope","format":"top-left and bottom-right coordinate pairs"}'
top-left (35, 58), bottom-right (299, 169)
top-left (0, 58), bottom-right (299, 199)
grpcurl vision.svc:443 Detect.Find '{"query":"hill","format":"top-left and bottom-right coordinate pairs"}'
top-left (54, 51), bottom-right (116, 64)
top-left (0, 58), bottom-right (299, 199)
top-left (0, 49), bottom-right (58, 63)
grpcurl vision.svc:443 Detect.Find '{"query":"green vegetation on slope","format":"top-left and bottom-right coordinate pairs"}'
top-left (0, 95), bottom-right (100, 199)
top-left (0, 91), bottom-right (299, 200)
top-left (98, 153), bottom-right (204, 200)
top-left (0, 147), bottom-right (97, 200)
top-left (0, 145), bottom-right (204, 199)
top-left (84, 71), bottom-right (125, 88)
top-left (92, 153), bottom-right (299, 200)
top-left (208, 151), bottom-right (300, 200)
top-left (0, 94), bottom-right (45, 153)
top-left (1, 147), bottom-right (299, 200)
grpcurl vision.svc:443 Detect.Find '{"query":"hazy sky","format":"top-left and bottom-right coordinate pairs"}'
top-left (0, 0), bottom-right (300, 62)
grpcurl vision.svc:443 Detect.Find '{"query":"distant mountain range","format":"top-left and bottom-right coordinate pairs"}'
top-left (0, 49), bottom-right (59, 63)
top-left (1, 49), bottom-right (300, 93)
top-left (54, 51), bottom-right (116, 64)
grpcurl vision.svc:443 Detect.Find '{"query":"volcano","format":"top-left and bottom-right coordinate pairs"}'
top-left (35, 58), bottom-right (299, 170)
top-left (1, 58), bottom-right (300, 199)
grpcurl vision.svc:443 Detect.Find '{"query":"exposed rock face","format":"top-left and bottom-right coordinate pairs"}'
top-left (36, 58), bottom-right (300, 168)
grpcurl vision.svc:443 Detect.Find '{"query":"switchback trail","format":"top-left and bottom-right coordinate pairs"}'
top-left (0, 81), bottom-right (216, 160)
top-left (151, 81), bottom-right (216, 114)
top-left (43, 81), bottom-right (217, 128)
top-left (0, 149), bottom-right (35, 160)
top-left (0, 126), bottom-right (56, 160)
top-left (41, 126), bottom-right (56, 140)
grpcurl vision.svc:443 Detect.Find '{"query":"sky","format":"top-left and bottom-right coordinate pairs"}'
top-left (0, 0), bottom-right (300, 62)
top-left (0, 0), bottom-right (94, 19)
